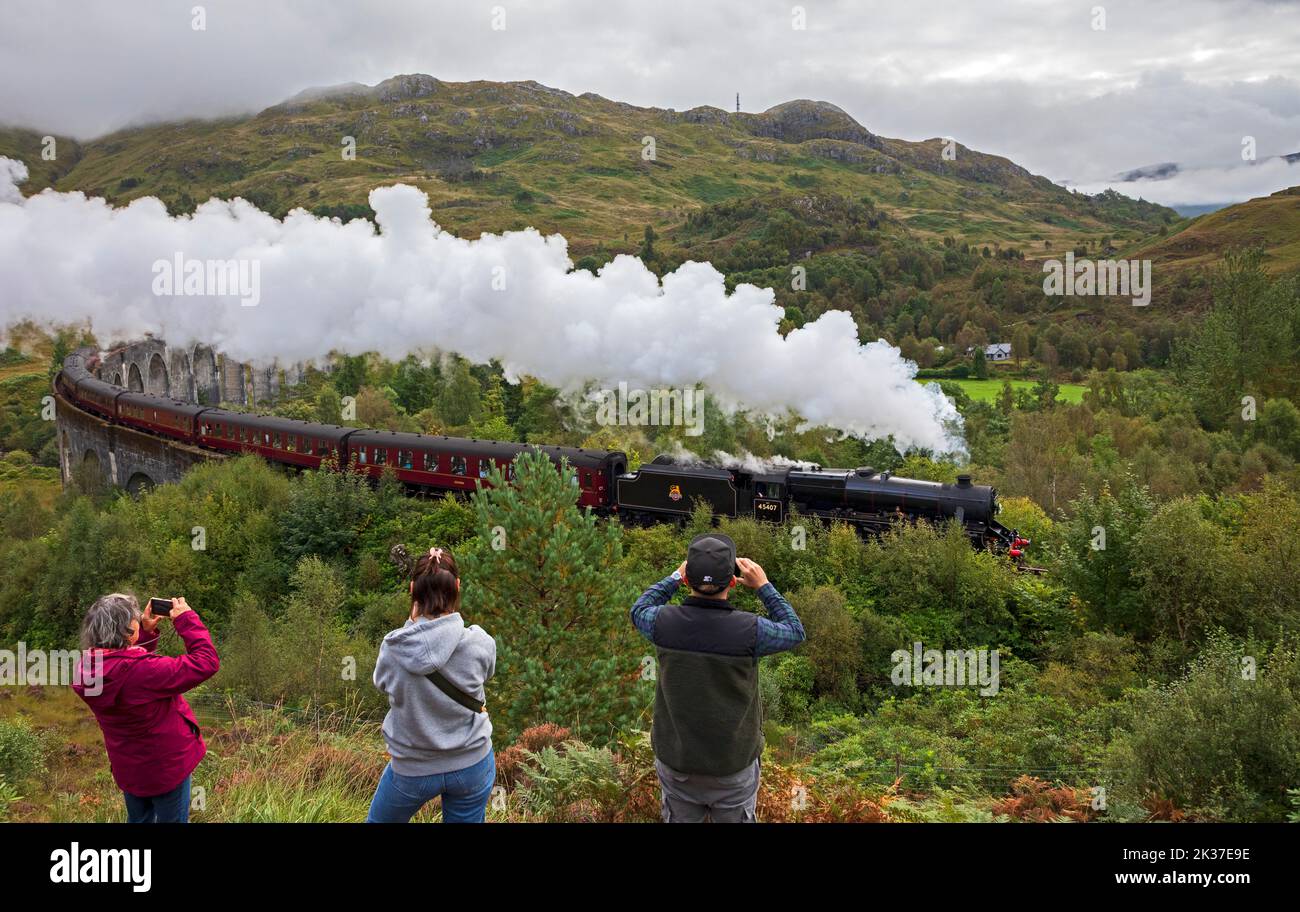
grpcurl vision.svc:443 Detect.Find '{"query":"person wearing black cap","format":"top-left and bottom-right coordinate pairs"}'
top-left (630, 533), bottom-right (805, 822)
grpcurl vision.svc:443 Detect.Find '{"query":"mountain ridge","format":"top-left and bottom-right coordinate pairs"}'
top-left (0, 73), bottom-right (1181, 258)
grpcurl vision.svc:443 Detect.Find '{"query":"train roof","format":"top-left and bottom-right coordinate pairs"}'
top-left (72, 371), bottom-right (116, 390)
top-left (199, 408), bottom-right (356, 442)
top-left (116, 390), bottom-right (209, 416)
top-left (347, 429), bottom-right (623, 469)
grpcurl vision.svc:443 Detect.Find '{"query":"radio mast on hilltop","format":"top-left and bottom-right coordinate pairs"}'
top-left (736, 93), bottom-right (740, 112)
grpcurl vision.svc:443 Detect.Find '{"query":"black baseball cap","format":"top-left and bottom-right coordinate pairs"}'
top-left (686, 533), bottom-right (737, 594)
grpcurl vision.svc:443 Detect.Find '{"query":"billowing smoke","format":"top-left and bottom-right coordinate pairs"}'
top-left (665, 444), bottom-right (817, 473)
top-left (0, 157), bottom-right (963, 453)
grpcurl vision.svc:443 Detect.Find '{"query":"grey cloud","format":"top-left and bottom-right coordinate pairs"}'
top-left (1, 0), bottom-right (1297, 205)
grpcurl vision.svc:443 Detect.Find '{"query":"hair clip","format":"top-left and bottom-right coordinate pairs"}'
top-left (429, 547), bottom-right (444, 563)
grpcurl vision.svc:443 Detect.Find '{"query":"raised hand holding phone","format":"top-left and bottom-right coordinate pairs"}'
top-left (145, 596), bottom-right (192, 625)
top-left (142, 597), bottom-right (169, 632)
top-left (736, 558), bottom-right (769, 589)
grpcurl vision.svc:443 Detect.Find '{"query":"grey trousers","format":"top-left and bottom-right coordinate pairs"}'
top-left (655, 757), bottom-right (760, 823)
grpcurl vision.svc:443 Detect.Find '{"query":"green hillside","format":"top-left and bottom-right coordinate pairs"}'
top-left (0, 74), bottom-right (1177, 260)
top-left (1136, 186), bottom-right (1300, 276)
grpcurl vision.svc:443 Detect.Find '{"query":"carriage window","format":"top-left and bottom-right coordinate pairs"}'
top-left (422, 452), bottom-right (438, 472)
top-left (451, 457), bottom-right (467, 476)
top-left (358, 447), bottom-right (368, 464)
top-left (272, 433), bottom-right (282, 449)
top-left (478, 459), bottom-right (492, 478)
top-left (285, 435), bottom-right (296, 453)
top-left (374, 447), bottom-right (387, 466)
top-left (399, 450), bottom-right (414, 470)
top-left (505, 462), bottom-right (515, 481)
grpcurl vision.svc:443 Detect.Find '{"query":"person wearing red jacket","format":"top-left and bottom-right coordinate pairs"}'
top-left (72, 593), bottom-right (220, 823)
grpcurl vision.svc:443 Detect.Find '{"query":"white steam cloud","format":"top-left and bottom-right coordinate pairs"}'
top-left (0, 157), bottom-right (963, 453)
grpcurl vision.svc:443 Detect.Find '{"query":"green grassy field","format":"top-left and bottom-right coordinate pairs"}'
top-left (925, 377), bottom-right (1087, 405)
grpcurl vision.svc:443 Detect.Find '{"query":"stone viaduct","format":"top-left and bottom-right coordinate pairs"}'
top-left (56, 337), bottom-right (309, 491)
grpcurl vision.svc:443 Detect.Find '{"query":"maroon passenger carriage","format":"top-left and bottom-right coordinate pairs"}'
top-left (345, 430), bottom-right (627, 508)
top-left (196, 408), bottom-right (355, 469)
top-left (116, 391), bottom-right (208, 442)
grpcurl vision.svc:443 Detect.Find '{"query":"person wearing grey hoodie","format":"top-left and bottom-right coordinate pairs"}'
top-left (366, 547), bottom-right (497, 823)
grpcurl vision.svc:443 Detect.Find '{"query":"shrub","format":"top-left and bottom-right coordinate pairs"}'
top-left (1106, 635), bottom-right (1300, 821)
top-left (770, 654), bottom-right (815, 722)
top-left (992, 775), bottom-right (1094, 822)
top-left (0, 716), bottom-right (47, 785)
top-left (865, 521), bottom-right (1015, 646)
top-left (514, 741), bottom-right (625, 822)
top-left (0, 775), bottom-right (22, 822)
top-left (791, 585), bottom-right (862, 701)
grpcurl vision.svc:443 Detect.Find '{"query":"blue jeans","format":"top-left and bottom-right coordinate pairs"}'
top-left (123, 775), bottom-right (191, 823)
top-left (366, 749), bottom-right (495, 823)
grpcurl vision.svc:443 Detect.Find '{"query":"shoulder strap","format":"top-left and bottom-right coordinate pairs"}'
top-left (425, 668), bottom-right (486, 714)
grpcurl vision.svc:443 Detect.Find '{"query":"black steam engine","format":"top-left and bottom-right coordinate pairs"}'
top-left (616, 456), bottom-right (1027, 555)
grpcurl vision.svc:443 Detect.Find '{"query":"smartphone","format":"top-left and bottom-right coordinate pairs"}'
top-left (148, 597), bottom-right (172, 617)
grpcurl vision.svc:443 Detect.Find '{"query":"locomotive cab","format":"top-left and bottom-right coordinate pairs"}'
top-left (729, 468), bottom-right (788, 521)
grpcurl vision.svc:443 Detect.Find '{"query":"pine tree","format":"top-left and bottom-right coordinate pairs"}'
top-left (461, 450), bottom-right (641, 744)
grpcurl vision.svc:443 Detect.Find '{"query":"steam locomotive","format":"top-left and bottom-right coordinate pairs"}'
top-left (57, 349), bottom-right (1027, 558)
top-left (615, 456), bottom-right (1025, 553)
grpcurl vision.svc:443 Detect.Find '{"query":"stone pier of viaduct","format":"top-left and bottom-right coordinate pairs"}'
top-left (95, 337), bottom-right (293, 407)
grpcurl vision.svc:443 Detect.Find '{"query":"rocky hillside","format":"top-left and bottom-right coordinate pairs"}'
top-left (0, 74), bottom-right (1177, 258)
top-left (1134, 186), bottom-right (1300, 276)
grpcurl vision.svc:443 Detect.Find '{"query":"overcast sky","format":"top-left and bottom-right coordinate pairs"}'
top-left (2, 0), bottom-right (1298, 206)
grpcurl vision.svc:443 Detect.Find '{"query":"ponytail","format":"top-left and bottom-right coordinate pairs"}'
top-left (411, 547), bottom-right (460, 618)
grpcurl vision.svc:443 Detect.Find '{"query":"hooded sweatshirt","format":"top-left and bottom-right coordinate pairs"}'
top-left (373, 612), bottom-right (496, 776)
top-left (71, 610), bottom-right (220, 798)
